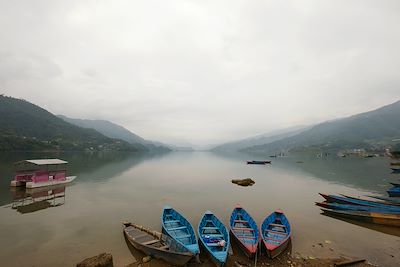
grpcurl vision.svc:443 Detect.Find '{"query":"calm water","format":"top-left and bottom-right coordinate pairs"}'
top-left (0, 151), bottom-right (399, 266)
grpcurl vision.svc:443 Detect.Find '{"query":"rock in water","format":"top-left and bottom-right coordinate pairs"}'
top-left (231, 178), bottom-right (255, 186)
top-left (77, 252), bottom-right (113, 267)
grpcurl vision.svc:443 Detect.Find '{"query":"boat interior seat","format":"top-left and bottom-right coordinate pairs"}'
top-left (206, 242), bottom-right (224, 247)
top-left (203, 226), bottom-right (218, 230)
top-left (176, 234), bottom-right (191, 239)
top-left (205, 234), bottom-right (223, 238)
top-left (142, 239), bottom-right (160, 245)
top-left (165, 220), bottom-right (180, 224)
top-left (169, 226), bottom-right (187, 231)
top-left (233, 227), bottom-right (253, 231)
top-left (269, 223), bottom-right (285, 228)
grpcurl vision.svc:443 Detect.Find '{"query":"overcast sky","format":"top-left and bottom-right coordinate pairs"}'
top-left (0, 1), bottom-right (399, 147)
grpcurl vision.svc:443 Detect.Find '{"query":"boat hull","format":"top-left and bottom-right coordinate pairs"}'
top-left (319, 193), bottom-right (400, 209)
top-left (123, 223), bottom-right (193, 266)
top-left (229, 205), bottom-right (259, 258)
top-left (161, 206), bottom-right (199, 256)
top-left (316, 201), bottom-right (400, 213)
top-left (260, 210), bottom-right (291, 259)
top-left (198, 211), bottom-right (229, 267)
top-left (262, 238), bottom-right (290, 259)
top-left (24, 176), bottom-right (76, 188)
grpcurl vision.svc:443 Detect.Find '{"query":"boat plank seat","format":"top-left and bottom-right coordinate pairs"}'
top-left (205, 234), bottom-right (223, 238)
top-left (233, 227), bottom-right (253, 231)
top-left (165, 220), bottom-right (180, 224)
top-left (142, 239), bottom-right (160, 245)
top-left (237, 236), bottom-right (255, 239)
top-left (206, 242), bottom-right (224, 247)
top-left (269, 223), bottom-right (285, 228)
top-left (266, 230), bottom-right (287, 235)
top-left (234, 220), bottom-right (248, 223)
top-left (169, 226), bottom-right (187, 231)
top-left (203, 227), bottom-right (218, 230)
top-left (176, 234), bottom-right (191, 239)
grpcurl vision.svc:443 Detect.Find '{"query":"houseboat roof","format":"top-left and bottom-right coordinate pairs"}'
top-left (15, 159), bottom-right (68, 166)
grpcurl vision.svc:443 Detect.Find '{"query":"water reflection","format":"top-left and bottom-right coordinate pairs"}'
top-left (10, 185), bottom-right (66, 214)
top-left (321, 210), bottom-right (400, 237)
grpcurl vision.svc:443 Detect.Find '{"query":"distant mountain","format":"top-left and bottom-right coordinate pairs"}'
top-left (0, 95), bottom-right (146, 151)
top-left (212, 125), bottom-right (308, 152)
top-left (58, 115), bottom-right (170, 152)
top-left (243, 100), bottom-right (400, 154)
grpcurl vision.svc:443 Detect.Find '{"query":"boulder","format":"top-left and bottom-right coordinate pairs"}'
top-left (77, 252), bottom-right (113, 267)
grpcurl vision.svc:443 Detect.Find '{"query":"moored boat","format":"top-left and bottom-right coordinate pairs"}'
top-left (122, 222), bottom-right (193, 266)
top-left (260, 209), bottom-right (291, 259)
top-left (390, 182), bottom-right (400, 187)
top-left (368, 195), bottom-right (400, 205)
top-left (247, 160), bottom-right (271, 165)
top-left (315, 201), bottom-right (400, 213)
top-left (319, 193), bottom-right (400, 209)
top-left (198, 211), bottom-right (229, 267)
top-left (320, 209), bottom-right (400, 227)
top-left (388, 187), bottom-right (400, 197)
top-left (10, 159), bottom-right (76, 188)
top-left (161, 206), bottom-right (199, 256)
top-left (229, 204), bottom-right (259, 258)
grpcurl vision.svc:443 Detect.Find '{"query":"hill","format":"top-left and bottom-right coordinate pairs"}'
top-left (0, 95), bottom-right (146, 151)
top-left (242, 100), bottom-right (400, 154)
top-left (58, 115), bottom-right (170, 152)
top-left (212, 125), bottom-right (307, 152)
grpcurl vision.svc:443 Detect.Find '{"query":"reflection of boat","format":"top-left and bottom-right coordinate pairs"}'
top-left (10, 159), bottom-right (76, 188)
top-left (198, 211), bottom-right (229, 267)
top-left (321, 209), bottom-right (400, 227)
top-left (260, 209), bottom-right (291, 259)
top-left (122, 222), bottom-right (193, 266)
top-left (321, 209), bottom-right (400, 237)
top-left (11, 185), bottom-right (66, 214)
top-left (161, 206), bottom-right (199, 256)
top-left (316, 201), bottom-right (400, 213)
top-left (247, 160), bottom-right (271, 165)
top-left (229, 204), bottom-right (259, 258)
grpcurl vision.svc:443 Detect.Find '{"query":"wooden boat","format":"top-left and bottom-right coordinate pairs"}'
top-left (198, 211), bottom-right (230, 267)
top-left (388, 187), bottom-right (400, 197)
top-left (390, 162), bottom-right (400, 166)
top-left (247, 160), bottom-right (271, 165)
top-left (390, 182), bottom-right (400, 187)
top-left (161, 206), bottom-right (199, 256)
top-left (122, 222), bottom-right (193, 266)
top-left (391, 168), bottom-right (400, 173)
top-left (320, 209), bottom-right (400, 227)
top-left (319, 193), bottom-right (400, 209)
top-left (368, 195), bottom-right (400, 205)
top-left (260, 209), bottom-right (291, 259)
top-left (315, 201), bottom-right (400, 213)
top-left (229, 204), bottom-right (259, 258)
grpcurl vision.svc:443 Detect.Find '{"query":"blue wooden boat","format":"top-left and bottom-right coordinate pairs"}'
top-left (198, 211), bottom-right (230, 267)
top-left (229, 204), bottom-right (259, 258)
top-left (161, 206), bottom-right (199, 257)
top-left (315, 201), bottom-right (400, 213)
top-left (319, 193), bottom-right (400, 209)
top-left (123, 222), bottom-right (193, 266)
top-left (391, 168), bottom-right (400, 173)
top-left (388, 187), bottom-right (400, 197)
top-left (368, 195), bottom-right (400, 205)
top-left (260, 209), bottom-right (291, 259)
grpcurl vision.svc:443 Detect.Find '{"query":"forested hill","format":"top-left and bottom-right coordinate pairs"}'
top-left (243, 100), bottom-right (400, 154)
top-left (58, 115), bottom-right (170, 152)
top-left (0, 95), bottom-right (146, 151)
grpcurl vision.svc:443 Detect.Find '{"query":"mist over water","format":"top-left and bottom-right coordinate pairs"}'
top-left (0, 151), bottom-right (399, 267)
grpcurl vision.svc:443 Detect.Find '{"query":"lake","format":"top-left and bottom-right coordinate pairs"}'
top-left (0, 151), bottom-right (399, 266)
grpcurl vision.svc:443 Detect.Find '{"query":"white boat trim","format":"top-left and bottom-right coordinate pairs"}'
top-left (25, 176), bottom-right (77, 188)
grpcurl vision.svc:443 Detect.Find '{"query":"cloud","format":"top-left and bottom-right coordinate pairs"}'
top-left (0, 0), bottom-right (399, 146)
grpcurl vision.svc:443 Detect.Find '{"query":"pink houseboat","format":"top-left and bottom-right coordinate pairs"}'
top-left (10, 159), bottom-right (77, 188)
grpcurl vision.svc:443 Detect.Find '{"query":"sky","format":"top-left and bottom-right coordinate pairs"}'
top-left (0, 0), bottom-right (399, 147)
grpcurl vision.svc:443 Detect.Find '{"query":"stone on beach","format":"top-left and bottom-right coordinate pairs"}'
top-left (76, 252), bottom-right (113, 267)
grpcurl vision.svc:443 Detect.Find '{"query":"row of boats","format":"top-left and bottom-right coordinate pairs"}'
top-left (122, 205), bottom-right (291, 266)
top-left (316, 183), bottom-right (400, 227)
